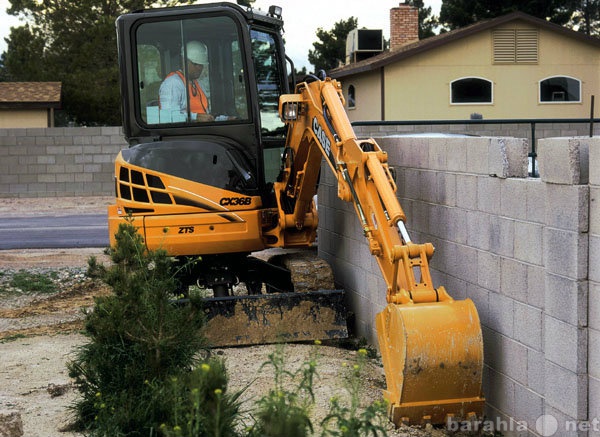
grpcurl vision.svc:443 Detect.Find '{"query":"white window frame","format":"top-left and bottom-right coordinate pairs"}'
top-left (538, 75), bottom-right (582, 104)
top-left (450, 76), bottom-right (494, 105)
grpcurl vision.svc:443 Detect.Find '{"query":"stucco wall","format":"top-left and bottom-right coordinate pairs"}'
top-left (318, 135), bottom-right (597, 435)
top-left (0, 110), bottom-right (52, 129)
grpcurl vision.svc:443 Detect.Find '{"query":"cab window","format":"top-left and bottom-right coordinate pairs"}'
top-left (135, 16), bottom-right (249, 125)
top-left (250, 29), bottom-right (285, 137)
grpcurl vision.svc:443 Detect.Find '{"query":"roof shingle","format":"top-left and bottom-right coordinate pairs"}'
top-left (0, 82), bottom-right (62, 104)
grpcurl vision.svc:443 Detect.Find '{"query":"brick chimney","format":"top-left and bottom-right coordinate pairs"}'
top-left (390, 3), bottom-right (419, 50)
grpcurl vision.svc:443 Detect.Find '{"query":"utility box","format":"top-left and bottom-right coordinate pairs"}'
top-left (345, 29), bottom-right (384, 64)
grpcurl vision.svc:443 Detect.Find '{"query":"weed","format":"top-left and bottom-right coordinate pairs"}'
top-left (6, 270), bottom-right (58, 294)
top-left (320, 348), bottom-right (388, 437)
top-left (247, 343), bottom-right (319, 437)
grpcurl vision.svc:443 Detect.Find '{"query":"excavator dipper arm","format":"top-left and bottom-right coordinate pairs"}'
top-left (276, 77), bottom-right (485, 426)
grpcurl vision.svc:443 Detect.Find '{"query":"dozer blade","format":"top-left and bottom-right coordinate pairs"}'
top-left (202, 289), bottom-right (347, 347)
top-left (375, 298), bottom-right (484, 425)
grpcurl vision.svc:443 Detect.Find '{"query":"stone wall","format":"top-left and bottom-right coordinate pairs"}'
top-left (317, 135), bottom-right (597, 436)
top-left (0, 127), bottom-right (126, 198)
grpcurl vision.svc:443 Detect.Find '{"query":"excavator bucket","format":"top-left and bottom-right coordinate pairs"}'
top-left (375, 298), bottom-right (484, 425)
top-left (202, 289), bottom-right (347, 346)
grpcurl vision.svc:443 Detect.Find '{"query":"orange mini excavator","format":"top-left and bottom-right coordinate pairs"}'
top-left (110, 2), bottom-right (484, 425)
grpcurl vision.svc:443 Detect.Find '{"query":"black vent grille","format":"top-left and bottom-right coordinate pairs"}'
top-left (117, 167), bottom-right (173, 205)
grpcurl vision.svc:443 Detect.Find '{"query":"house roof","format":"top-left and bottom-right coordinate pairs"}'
top-left (0, 82), bottom-right (62, 109)
top-left (330, 11), bottom-right (600, 78)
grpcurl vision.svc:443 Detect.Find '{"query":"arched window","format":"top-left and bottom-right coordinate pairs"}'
top-left (450, 77), bottom-right (493, 104)
top-left (539, 76), bottom-right (581, 103)
top-left (348, 85), bottom-right (356, 109)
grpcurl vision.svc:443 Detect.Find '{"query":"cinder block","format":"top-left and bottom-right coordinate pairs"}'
top-left (490, 216), bottom-right (515, 257)
top-left (485, 366), bottom-right (516, 417)
top-left (487, 292), bottom-right (514, 337)
top-left (427, 138), bottom-right (447, 171)
top-left (478, 251), bottom-right (500, 292)
top-left (514, 302), bottom-right (542, 351)
top-left (538, 137), bottom-right (592, 185)
top-left (591, 139), bottom-right (600, 186)
top-left (545, 184), bottom-right (589, 232)
top-left (544, 316), bottom-right (587, 373)
top-left (467, 210), bottom-right (491, 250)
top-left (500, 178), bottom-right (528, 220)
top-left (527, 265), bottom-right (545, 310)
top-left (526, 179), bottom-right (545, 224)
top-left (589, 376), bottom-right (600, 437)
top-left (591, 282), bottom-right (600, 331)
top-left (545, 360), bottom-right (588, 420)
top-left (500, 257), bottom-right (527, 302)
top-left (456, 174), bottom-right (478, 210)
top-left (527, 348), bottom-right (545, 394)
top-left (466, 137), bottom-right (489, 174)
top-left (488, 137), bottom-right (529, 178)
top-left (591, 187), bottom-right (600, 236)
top-left (477, 176), bottom-right (502, 215)
top-left (544, 273), bottom-right (588, 327)
top-left (444, 206), bottom-right (467, 244)
top-left (514, 383), bottom-right (544, 433)
top-left (445, 137), bottom-right (469, 172)
top-left (590, 328), bottom-right (600, 379)
top-left (544, 228), bottom-right (588, 280)
top-left (514, 221), bottom-right (543, 266)
top-left (591, 235), bottom-right (600, 283)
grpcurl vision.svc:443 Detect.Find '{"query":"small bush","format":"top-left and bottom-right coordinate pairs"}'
top-left (69, 220), bottom-right (209, 436)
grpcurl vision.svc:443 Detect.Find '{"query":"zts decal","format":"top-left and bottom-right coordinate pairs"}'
top-left (178, 226), bottom-right (195, 234)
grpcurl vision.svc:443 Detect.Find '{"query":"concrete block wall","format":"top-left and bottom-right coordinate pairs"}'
top-left (0, 127), bottom-right (126, 198)
top-left (318, 135), bottom-right (598, 436)
top-left (589, 139), bottom-right (600, 437)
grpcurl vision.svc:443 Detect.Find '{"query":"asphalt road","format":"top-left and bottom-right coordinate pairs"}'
top-left (0, 214), bottom-right (109, 249)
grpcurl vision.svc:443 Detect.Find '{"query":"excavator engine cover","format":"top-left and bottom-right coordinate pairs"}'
top-left (376, 298), bottom-right (484, 425)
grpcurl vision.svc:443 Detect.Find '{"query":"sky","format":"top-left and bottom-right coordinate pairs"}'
top-left (0, 0), bottom-right (442, 70)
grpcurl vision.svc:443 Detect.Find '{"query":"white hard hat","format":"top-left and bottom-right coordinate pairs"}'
top-left (185, 41), bottom-right (208, 64)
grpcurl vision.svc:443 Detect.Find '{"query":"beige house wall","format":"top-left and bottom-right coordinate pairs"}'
top-left (344, 19), bottom-right (600, 122)
top-left (341, 69), bottom-right (382, 120)
top-left (0, 109), bottom-right (50, 128)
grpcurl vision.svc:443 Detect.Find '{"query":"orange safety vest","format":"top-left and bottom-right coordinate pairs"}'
top-left (163, 70), bottom-right (209, 114)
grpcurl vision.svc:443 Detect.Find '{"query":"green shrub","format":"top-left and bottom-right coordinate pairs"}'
top-left (68, 220), bottom-right (209, 436)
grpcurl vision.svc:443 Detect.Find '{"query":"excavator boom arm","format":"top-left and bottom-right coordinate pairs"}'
top-left (276, 77), bottom-right (485, 426)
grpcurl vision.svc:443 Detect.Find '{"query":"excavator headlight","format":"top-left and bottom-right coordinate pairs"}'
top-left (282, 102), bottom-right (299, 121)
top-left (268, 5), bottom-right (282, 18)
